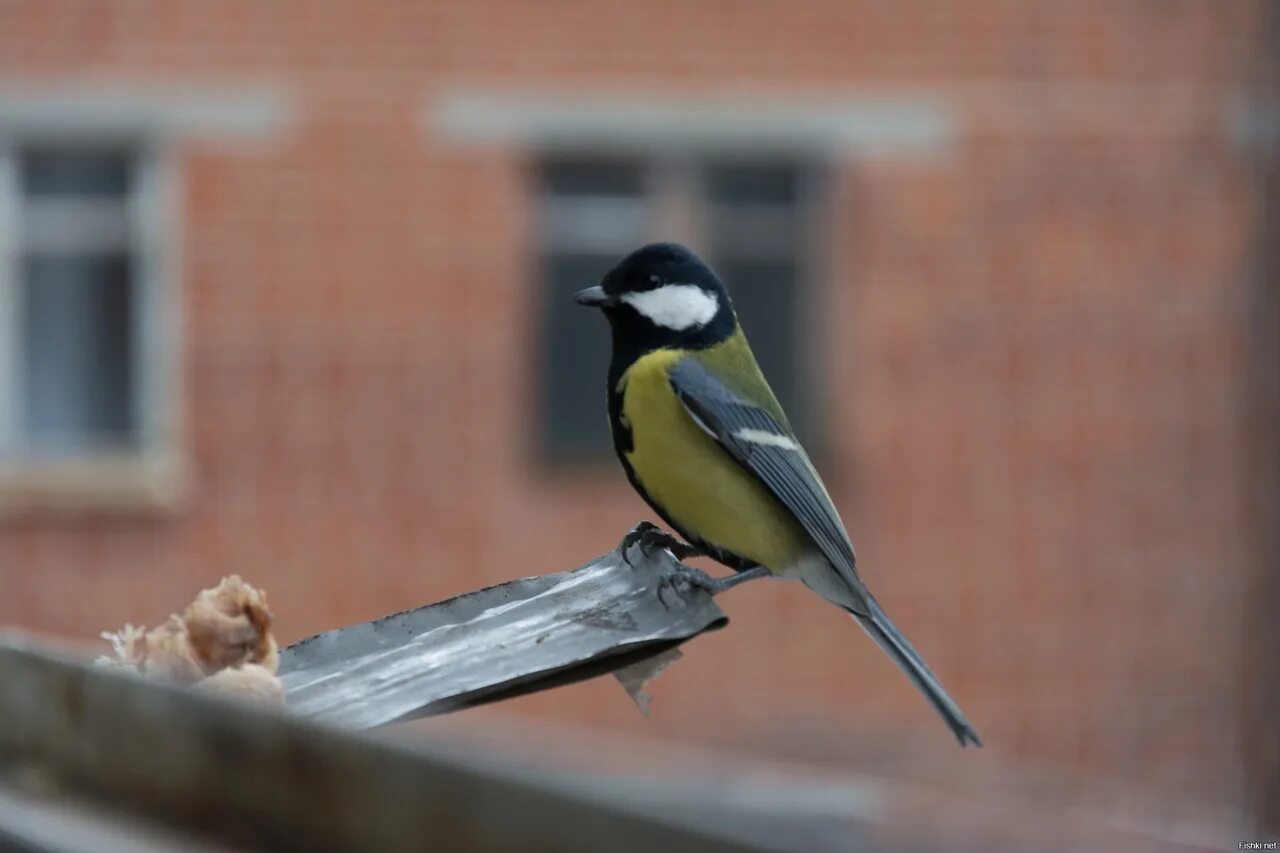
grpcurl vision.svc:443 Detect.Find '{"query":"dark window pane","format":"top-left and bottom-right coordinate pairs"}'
top-left (714, 257), bottom-right (808, 442)
top-left (536, 158), bottom-right (816, 463)
top-left (706, 163), bottom-right (802, 260)
top-left (541, 159), bottom-right (643, 198)
top-left (704, 163), bottom-right (810, 442)
top-left (705, 163), bottom-right (799, 208)
top-left (21, 149), bottom-right (132, 197)
top-left (22, 254), bottom-right (136, 451)
top-left (707, 213), bottom-right (799, 262)
top-left (538, 252), bottom-right (617, 461)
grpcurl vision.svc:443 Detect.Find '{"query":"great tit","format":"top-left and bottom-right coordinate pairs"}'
top-left (574, 242), bottom-right (981, 747)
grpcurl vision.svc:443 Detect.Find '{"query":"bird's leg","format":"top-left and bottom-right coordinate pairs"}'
top-left (618, 522), bottom-right (704, 565)
top-left (656, 565), bottom-right (771, 609)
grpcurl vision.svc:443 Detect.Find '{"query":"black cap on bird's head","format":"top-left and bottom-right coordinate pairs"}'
top-left (574, 243), bottom-right (736, 351)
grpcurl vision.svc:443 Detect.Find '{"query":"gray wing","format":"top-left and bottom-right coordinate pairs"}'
top-left (668, 358), bottom-right (862, 595)
top-left (671, 358), bottom-right (983, 747)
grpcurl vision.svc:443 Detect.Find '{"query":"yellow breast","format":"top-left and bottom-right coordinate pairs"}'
top-left (619, 347), bottom-right (811, 572)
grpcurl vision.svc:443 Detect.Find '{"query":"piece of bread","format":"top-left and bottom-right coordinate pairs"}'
top-left (97, 576), bottom-right (285, 705)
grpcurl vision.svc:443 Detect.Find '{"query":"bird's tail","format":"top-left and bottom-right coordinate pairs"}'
top-left (848, 595), bottom-right (982, 747)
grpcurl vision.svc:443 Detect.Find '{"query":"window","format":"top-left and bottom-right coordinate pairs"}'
top-left (0, 141), bottom-right (180, 509)
top-left (535, 155), bottom-right (820, 462)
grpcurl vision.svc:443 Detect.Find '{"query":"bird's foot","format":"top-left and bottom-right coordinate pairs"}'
top-left (655, 564), bottom-right (721, 609)
top-left (656, 564), bottom-right (772, 608)
top-left (618, 522), bottom-right (703, 565)
top-left (618, 521), bottom-right (660, 561)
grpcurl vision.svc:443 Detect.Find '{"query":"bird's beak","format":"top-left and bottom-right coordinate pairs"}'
top-left (573, 285), bottom-right (613, 307)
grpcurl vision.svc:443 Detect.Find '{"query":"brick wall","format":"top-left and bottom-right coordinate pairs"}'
top-left (2, 0), bottom-right (1274, 829)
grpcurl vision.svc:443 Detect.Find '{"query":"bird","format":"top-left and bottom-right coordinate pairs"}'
top-left (574, 242), bottom-right (981, 747)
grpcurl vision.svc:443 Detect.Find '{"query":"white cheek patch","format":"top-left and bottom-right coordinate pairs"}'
top-left (621, 284), bottom-right (719, 331)
top-left (733, 428), bottom-right (800, 451)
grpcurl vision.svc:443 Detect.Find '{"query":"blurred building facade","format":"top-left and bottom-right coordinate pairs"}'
top-left (1, 1), bottom-right (1277, 844)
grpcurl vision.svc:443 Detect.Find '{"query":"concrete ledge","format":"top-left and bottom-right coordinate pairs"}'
top-left (0, 82), bottom-right (293, 140)
top-left (429, 89), bottom-right (957, 158)
top-left (0, 451), bottom-right (186, 517)
top-left (0, 635), bottom-right (758, 852)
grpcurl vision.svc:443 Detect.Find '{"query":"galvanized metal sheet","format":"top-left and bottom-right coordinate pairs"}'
top-left (278, 541), bottom-right (728, 729)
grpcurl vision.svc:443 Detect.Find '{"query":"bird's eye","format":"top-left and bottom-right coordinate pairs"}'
top-left (649, 275), bottom-right (660, 284)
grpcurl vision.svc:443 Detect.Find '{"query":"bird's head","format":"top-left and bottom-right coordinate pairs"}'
top-left (574, 242), bottom-right (736, 351)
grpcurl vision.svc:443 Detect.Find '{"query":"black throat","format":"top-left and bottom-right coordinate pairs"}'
top-left (602, 307), bottom-right (736, 399)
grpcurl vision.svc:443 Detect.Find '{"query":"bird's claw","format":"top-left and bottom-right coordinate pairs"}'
top-left (655, 565), bottom-right (718, 609)
top-left (618, 521), bottom-right (662, 563)
top-left (619, 523), bottom-right (702, 566)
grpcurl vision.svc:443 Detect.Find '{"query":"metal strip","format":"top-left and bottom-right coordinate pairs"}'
top-left (280, 539), bottom-right (727, 728)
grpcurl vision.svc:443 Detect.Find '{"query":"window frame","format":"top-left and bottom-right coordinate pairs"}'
top-left (531, 146), bottom-right (834, 466)
top-left (0, 131), bottom-right (184, 514)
